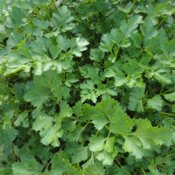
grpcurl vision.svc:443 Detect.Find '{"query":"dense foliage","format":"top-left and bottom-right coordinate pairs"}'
top-left (0, 0), bottom-right (175, 174)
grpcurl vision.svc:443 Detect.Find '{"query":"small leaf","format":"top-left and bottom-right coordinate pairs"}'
top-left (164, 92), bottom-right (175, 102)
top-left (91, 114), bottom-right (108, 130)
top-left (96, 151), bottom-right (114, 165)
top-left (89, 136), bottom-right (105, 152)
top-left (12, 159), bottom-right (41, 175)
top-left (147, 95), bottom-right (163, 111)
top-left (49, 45), bottom-right (61, 59)
top-left (123, 136), bottom-right (144, 159)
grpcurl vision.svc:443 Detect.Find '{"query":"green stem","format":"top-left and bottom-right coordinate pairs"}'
top-left (141, 167), bottom-right (146, 175)
top-left (160, 112), bottom-right (175, 117)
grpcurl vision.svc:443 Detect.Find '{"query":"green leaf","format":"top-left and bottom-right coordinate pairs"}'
top-left (14, 111), bottom-right (29, 128)
top-left (150, 69), bottom-right (172, 85)
top-left (40, 120), bottom-right (63, 147)
top-left (123, 119), bottom-right (173, 159)
top-left (114, 75), bottom-right (127, 87)
top-left (51, 153), bottom-right (70, 175)
top-left (24, 83), bottom-right (50, 107)
top-left (91, 114), bottom-right (108, 130)
top-left (24, 70), bottom-right (63, 107)
top-left (10, 7), bottom-right (24, 27)
top-left (83, 160), bottom-right (105, 175)
top-left (0, 127), bottom-right (18, 160)
top-left (56, 35), bottom-right (71, 51)
top-left (59, 101), bottom-right (72, 118)
top-left (164, 92), bottom-right (175, 102)
top-left (49, 45), bottom-right (61, 59)
top-left (51, 153), bottom-right (82, 175)
top-left (90, 48), bottom-right (104, 62)
top-left (50, 6), bottom-right (74, 32)
top-left (117, 2), bottom-right (133, 14)
top-left (96, 151), bottom-right (114, 165)
top-left (109, 101), bottom-right (134, 134)
top-left (4, 52), bottom-right (32, 76)
top-left (135, 119), bottom-right (172, 146)
top-left (65, 125), bottom-right (83, 142)
top-left (72, 146), bottom-right (88, 163)
top-left (100, 33), bottom-right (114, 52)
top-left (147, 95), bottom-right (163, 111)
top-left (0, 167), bottom-right (12, 175)
top-left (89, 136), bottom-right (105, 152)
top-left (128, 87), bottom-right (145, 112)
top-left (140, 17), bottom-right (158, 45)
top-left (80, 80), bottom-right (101, 103)
top-left (120, 15), bottom-right (143, 37)
top-left (72, 101), bottom-right (83, 117)
top-left (12, 159), bottom-right (41, 175)
top-left (32, 115), bottom-right (53, 132)
top-left (104, 137), bottom-right (115, 153)
top-left (73, 37), bottom-right (89, 57)
top-left (80, 65), bottom-right (101, 83)
top-left (66, 143), bottom-right (89, 163)
top-left (123, 136), bottom-right (144, 159)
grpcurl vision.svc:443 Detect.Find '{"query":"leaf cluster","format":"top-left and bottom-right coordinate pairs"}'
top-left (0, 0), bottom-right (175, 174)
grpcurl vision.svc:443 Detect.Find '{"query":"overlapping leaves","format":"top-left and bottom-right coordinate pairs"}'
top-left (0, 0), bottom-right (175, 175)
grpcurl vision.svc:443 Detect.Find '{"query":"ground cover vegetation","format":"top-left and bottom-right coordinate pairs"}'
top-left (0, 0), bottom-right (175, 174)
